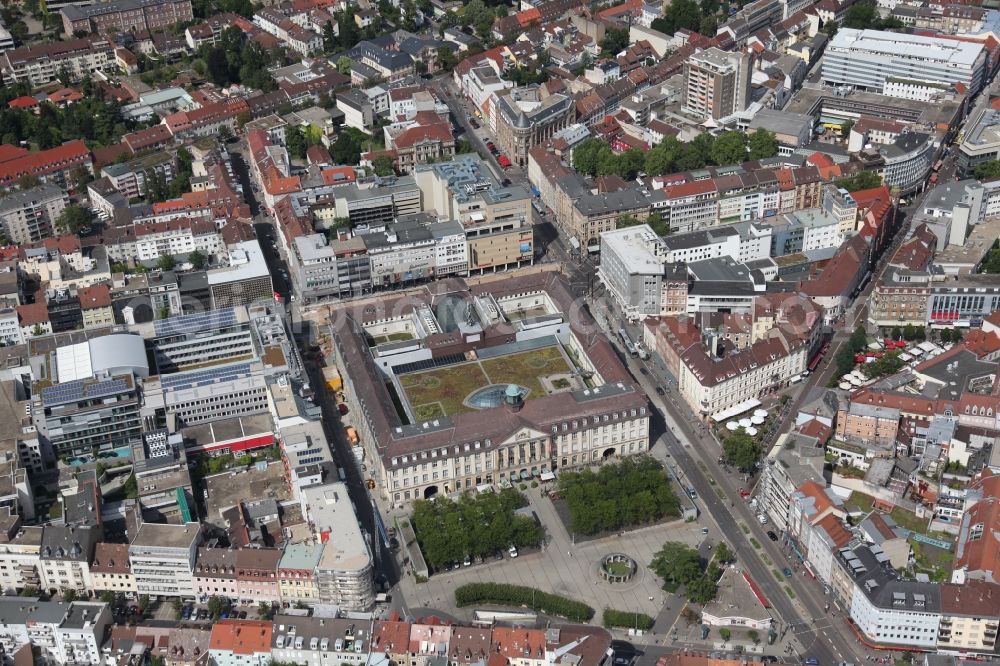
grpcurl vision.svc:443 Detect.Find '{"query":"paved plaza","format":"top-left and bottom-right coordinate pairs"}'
top-left (395, 484), bottom-right (708, 620)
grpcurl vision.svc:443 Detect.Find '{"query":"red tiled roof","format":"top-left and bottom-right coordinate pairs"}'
top-left (797, 479), bottom-right (838, 519)
top-left (8, 96), bottom-right (38, 109)
top-left (796, 418), bottom-right (832, 443)
top-left (0, 145), bottom-right (28, 163)
top-left (0, 140), bottom-right (91, 187)
top-left (78, 283), bottom-right (112, 310)
top-left (953, 470), bottom-right (1000, 583)
top-left (814, 513), bottom-right (852, 547)
top-left (306, 144), bottom-right (329, 165)
top-left (321, 165), bottom-right (357, 185)
top-left (373, 619), bottom-right (412, 653)
top-left (209, 620), bottom-right (272, 655)
top-left (391, 121), bottom-right (454, 150)
top-left (247, 129), bottom-right (301, 196)
top-left (940, 580), bottom-right (1000, 616)
top-left (16, 302), bottom-right (49, 326)
top-left (48, 88), bottom-right (83, 104)
top-left (123, 124), bottom-right (172, 152)
top-left (963, 329), bottom-right (1000, 358)
top-left (850, 388), bottom-right (937, 417)
top-left (665, 179), bottom-right (717, 198)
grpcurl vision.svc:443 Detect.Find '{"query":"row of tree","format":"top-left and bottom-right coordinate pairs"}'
top-left (454, 583), bottom-right (593, 621)
top-left (832, 325), bottom-right (870, 379)
top-left (888, 324), bottom-right (927, 342)
top-left (572, 130), bottom-right (779, 181)
top-left (411, 489), bottom-right (543, 568)
top-left (557, 456), bottom-right (681, 536)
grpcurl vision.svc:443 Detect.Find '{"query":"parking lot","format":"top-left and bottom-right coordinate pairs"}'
top-left (395, 484), bottom-right (708, 619)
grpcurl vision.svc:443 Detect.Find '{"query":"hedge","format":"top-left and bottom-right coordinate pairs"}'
top-left (603, 609), bottom-right (654, 630)
top-left (454, 583), bottom-right (594, 622)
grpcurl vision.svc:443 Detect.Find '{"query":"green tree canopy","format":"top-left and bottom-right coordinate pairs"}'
top-left (557, 456), bottom-right (680, 535)
top-left (974, 160), bottom-right (1000, 180)
top-left (600, 27), bottom-right (630, 57)
top-left (188, 250), bottom-right (206, 270)
top-left (835, 171), bottom-right (882, 192)
top-left (373, 154), bottom-right (395, 176)
top-left (709, 131), bottom-right (748, 166)
top-left (650, 541), bottom-right (703, 592)
top-left (722, 428), bottom-right (760, 471)
top-left (748, 128), bottom-right (779, 160)
top-left (652, 0), bottom-right (701, 35)
top-left (411, 488), bottom-right (543, 567)
top-left (55, 205), bottom-right (93, 236)
top-left (157, 254), bottom-right (177, 272)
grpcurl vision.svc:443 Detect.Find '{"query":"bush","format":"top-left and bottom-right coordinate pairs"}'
top-left (603, 609), bottom-right (654, 630)
top-left (454, 583), bottom-right (594, 621)
top-left (557, 456), bottom-right (680, 535)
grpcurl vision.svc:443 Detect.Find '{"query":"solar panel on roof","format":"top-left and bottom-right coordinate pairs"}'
top-left (41, 377), bottom-right (130, 407)
top-left (153, 308), bottom-right (239, 338)
top-left (160, 361), bottom-right (253, 392)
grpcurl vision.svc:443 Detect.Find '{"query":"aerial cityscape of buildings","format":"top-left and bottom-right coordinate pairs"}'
top-left (0, 0), bottom-right (996, 662)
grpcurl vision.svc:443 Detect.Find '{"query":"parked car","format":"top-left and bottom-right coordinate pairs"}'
top-left (757, 513), bottom-right (768, 524)
top-left (463, 555), bottom-right (472, 567)
top-left (508, 544), bottom-right (519, 558)
top-left (783, 567), bottom-right (793, 578)
top-left (655, 386), bottom-right (665, 395)
top-left (238, 610), bottom-right (248, 619)
top-left (803, 658), bottom-right (819, 665)
top-left (767, 530), bottom-right (779, 542)
top-left (739, 488), bottom-right (750, 498)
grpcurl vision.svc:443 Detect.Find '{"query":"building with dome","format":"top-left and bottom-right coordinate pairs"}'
top-left (493, 85), bottom-right (574, 167)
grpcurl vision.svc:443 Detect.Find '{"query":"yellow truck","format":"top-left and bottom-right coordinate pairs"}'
top-left (323, 366), bottom-right (342, 391)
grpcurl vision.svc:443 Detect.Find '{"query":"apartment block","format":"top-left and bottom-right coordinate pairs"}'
top-left (682, 48), bottom-right (753, 121)
top-left (0, 185), bottom-right (68, 245)
top-left (101, 151), bottom-right (176, 200)
top-left (61, 0), bottom-right (194, 36)
top-left (128, 522), bottom-right (202, 597)
top-left (35, 371), bottom-right (143, 457)
top-left (0, 140), bottom-right (93, 191)
top-left (0, 598), bottom-right (110, 665)
top-left (302, 484), bottom-right (374, 610)
top-left (598, 225), bottom-right (675, 321)
top-left (1, 37), bottom-right (115, 86)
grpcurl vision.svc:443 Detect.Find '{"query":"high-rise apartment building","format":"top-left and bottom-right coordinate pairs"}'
top-left (0, 185), bottom-right (68, 245)
top-left (682, 48), bottom-right (753, 121)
